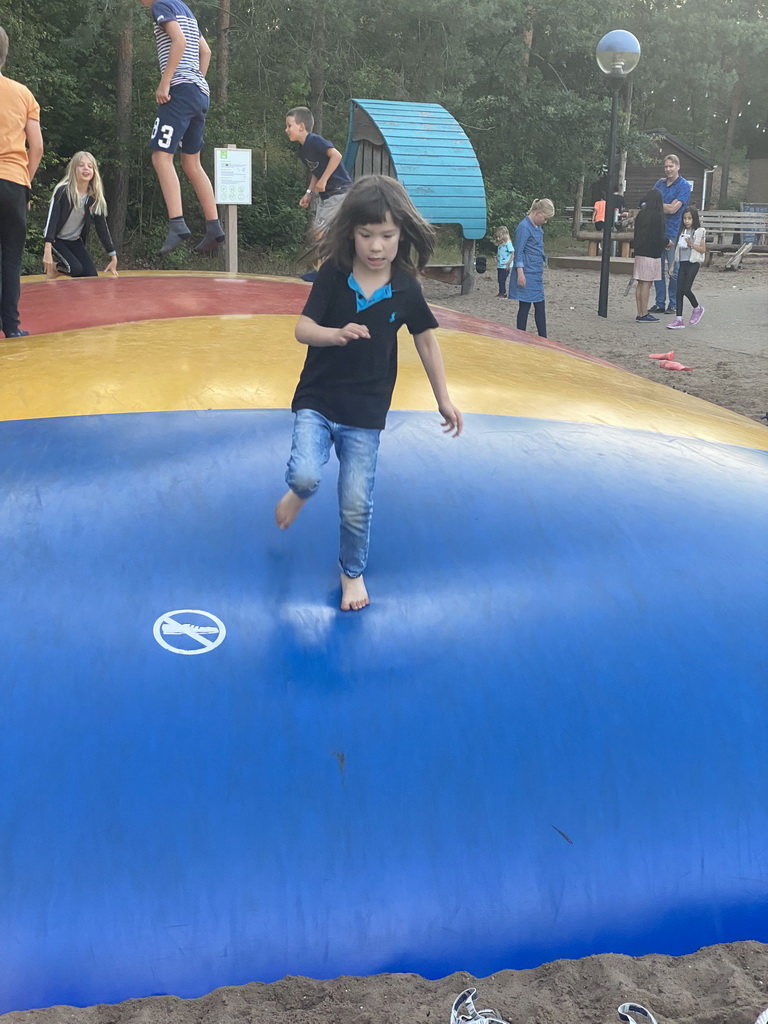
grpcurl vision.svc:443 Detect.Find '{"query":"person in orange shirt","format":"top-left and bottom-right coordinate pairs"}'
top-left (592, 195), bottom-right (606, 233)
top-left (0, 26), bottom-right (43, 338)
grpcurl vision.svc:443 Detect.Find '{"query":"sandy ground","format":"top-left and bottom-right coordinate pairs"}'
top-left (2, 260), bottom-right (766, 1024)
top-left (1, 942), bottom-right (767, 1023)
top-left (423, 257), bottom-right (768, 426)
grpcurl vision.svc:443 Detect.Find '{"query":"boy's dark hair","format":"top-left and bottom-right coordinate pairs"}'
top-left (286, 106), bottom-right (314, 132)
top-left (320, 174), bottom-right (436, 274)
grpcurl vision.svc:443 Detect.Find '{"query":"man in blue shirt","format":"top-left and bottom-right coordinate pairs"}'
top-left (648, 154), bottom-right (691, 313)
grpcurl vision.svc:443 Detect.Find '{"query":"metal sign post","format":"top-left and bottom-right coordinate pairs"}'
top-left (213, 146), bottom-right (252, 274)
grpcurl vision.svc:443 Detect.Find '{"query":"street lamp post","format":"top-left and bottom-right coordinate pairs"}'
top-left (596, 30), bottom-right (641, 318)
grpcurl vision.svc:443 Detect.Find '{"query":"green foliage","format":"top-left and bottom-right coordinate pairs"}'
top-left (3, 0), bottom-right (765, 268)
top-left (239, 163), bottom-right (311, 253)
top-left (21, 219), bottom-right (45, 276)
top-left (483, 183), bottom-right (530, 251)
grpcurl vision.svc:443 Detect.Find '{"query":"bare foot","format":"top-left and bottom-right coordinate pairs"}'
top-left (275, 490), bottom-right (306, 529)
top-left (340, 573), bottom-right (369, 612)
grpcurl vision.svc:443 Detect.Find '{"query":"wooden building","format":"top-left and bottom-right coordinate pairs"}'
top-left (624, 131), bottom-right (715, 209)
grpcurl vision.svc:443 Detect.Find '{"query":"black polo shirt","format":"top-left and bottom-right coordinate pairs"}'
top-left (292, 262), bottom-right (439, 430)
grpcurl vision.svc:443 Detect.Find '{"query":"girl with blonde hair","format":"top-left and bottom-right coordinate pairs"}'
top-left (43, 151), bottom-right (118, 277)
top-left (494, 225), bottom-right (514, 297)
top-left (508, 198), bottom-right (555, 336)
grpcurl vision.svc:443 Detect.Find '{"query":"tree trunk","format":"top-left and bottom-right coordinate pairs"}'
top-left (719, 61), bottom-right (745, 205)
top-left (309, 13), bottom-right (326, 136)
top-left (112, 12), bottom-right (133, 251)
top-left (522, 7), bottom-right (535, 68)
top-left (573, 175), bottom-right (584, 236)
top-left (215, 0), bottom-right (230, 106)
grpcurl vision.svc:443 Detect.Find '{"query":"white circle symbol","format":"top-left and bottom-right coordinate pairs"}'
top-left (153, 609), bottom-right (227, 655)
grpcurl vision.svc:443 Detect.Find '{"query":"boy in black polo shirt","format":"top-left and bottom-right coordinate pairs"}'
top-left (275, 175), bottom-right (462, 612)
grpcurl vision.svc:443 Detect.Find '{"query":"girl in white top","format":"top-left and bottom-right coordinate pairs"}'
top-left (43, 152), bottom-right (118, 278)
top-left (667, 206), bottom-right (706, 329)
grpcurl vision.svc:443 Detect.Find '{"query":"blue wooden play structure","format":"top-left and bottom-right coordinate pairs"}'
top-left (342, 99), bottom-right (487, 293)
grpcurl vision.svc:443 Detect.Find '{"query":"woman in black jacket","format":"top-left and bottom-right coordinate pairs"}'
top-left (43, 151), bottom-right (118, 277)
top-left (632, 188), bottom-right (667, 322)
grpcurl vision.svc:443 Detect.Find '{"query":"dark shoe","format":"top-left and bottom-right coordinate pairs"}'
top-left (647, 305), bottom-right (666, 313)
top-left (4, 329), bottom-right (30, 338)
top-left (664, 304), bottom-right (675, 313)
top-left (636, 314), bottom-right (660, 322)
top-left (300, 271), bottom-right (319, 282)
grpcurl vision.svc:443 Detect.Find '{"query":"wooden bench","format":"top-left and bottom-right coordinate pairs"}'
top-left (423, 264), bottom-right (466, 287)
top-left (422, 239), bottom-right (478, 295)
top-left (565, 206), bottom-right (595, 232)
top-left (701, 211), bottom-right (768, 253)
top-left (575, 230), bottom-right (634, 258)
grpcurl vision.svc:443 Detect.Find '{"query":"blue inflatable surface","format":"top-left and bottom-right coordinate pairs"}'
top-left (2, 407), bottom-right (767, 1011)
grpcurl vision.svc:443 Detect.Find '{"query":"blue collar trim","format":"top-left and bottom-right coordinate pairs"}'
top-left (348, 273), bottom-right (393, 312)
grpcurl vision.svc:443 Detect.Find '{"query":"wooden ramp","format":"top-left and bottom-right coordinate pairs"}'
top-left (722, 242), bottom-right (753, 270)
top-left (548, 255), bottom-right (634, 274)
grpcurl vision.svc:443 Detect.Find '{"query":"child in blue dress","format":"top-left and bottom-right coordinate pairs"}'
top-left (275, 175), bottom-right (463, 612)
top-left (508, 198), bottom-right (555, 337)
top-left (494, 225), bottom-right (514, 297)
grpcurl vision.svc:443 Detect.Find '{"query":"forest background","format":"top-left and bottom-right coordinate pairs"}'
top-left (1, 0), bottom-right (766, 273)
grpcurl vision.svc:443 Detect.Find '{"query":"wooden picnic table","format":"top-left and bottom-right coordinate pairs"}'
top-left (575, 230), bottom-right (634, 258)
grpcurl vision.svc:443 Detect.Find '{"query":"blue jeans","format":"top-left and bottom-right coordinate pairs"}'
top-left (654, 245), bottom-right (678, 308)
top-left (285, 409), bottom-right (381, 578)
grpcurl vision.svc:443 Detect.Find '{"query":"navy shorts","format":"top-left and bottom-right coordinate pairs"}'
top-left (149, 82), bottom-right (209, 155)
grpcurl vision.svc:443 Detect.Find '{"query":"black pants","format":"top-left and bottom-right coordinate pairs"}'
top-left (497, 268), bottom-right (509, 295)
top-left (0, 178), bottom-right (28, 336)
top-left (517, 300), bottom-right (547, 338)
top-left (676, 261), bottom-right (700, 316)
top-left (52, 237), bottom-right (98, 277)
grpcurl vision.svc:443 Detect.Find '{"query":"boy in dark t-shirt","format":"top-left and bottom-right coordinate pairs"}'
top-left (285, 106), bottom-right (352, 235)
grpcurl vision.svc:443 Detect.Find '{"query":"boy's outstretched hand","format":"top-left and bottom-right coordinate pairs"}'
top-left (439, 402), bottom-right (463, 437)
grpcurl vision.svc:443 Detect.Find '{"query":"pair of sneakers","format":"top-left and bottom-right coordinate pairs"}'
top-left (667, 306), bottom-right (705, 329)
top-left (648, 304), bottom-right (674, 314)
